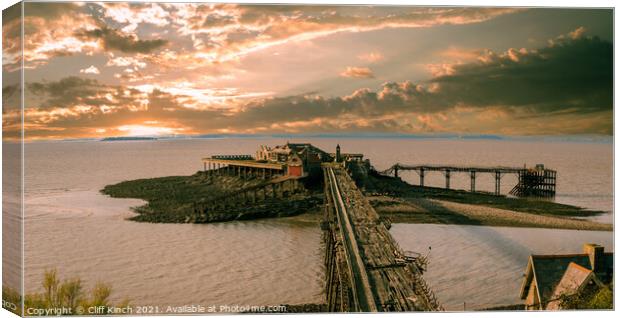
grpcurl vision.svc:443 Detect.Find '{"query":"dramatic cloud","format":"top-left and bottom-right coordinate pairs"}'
top-left (340, 67), bottom-right (375, 79)
top-left (167, 5), bottom-right (519, 62)
top-left (2, 2), bottom-right (169, 70)
top-left (75, 26), bottom-right (168, 54)
top-left (3, 3), bottom-right (612, 140)
top-left (2, 2), bottom-right (99, 70)
top-left (106, 56), bottom-right (147, 68)
top-left (26, 76), bottom-right (149, 111)
top-left (9, 3), bottom-right (515, 71)
top-left (428, 35), bottom-right (612, 115)
top-left (100, 2), bottom-right (170, 33)
top-left (79, 65), bottom-right (100, 74)
top-left (12, 33), bottom-right (611, 140)
top-left (568, 26), bottom-right (587, 40)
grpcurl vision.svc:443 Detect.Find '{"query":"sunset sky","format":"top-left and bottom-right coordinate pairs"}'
top-left (1, 2), bottom-right (613, 140)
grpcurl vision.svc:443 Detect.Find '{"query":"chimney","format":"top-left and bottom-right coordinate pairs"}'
top-left (583, 243), bottom-right (604, 272)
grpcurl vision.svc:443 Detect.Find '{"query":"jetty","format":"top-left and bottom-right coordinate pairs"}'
top-left (381, 164), bottom-right (556, 197)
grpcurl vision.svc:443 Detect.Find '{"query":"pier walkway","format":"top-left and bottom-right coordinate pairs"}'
top-left (381, 163), bottom-right (556, 197)
top-left (322, 164), bottom-right (443, 312)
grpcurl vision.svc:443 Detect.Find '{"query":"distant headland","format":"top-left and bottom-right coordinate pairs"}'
top-left (101, 136), bottom-right (158, 141)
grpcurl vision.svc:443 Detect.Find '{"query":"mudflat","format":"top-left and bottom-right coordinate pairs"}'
top-left (370, 195), bottom-right (612, 231)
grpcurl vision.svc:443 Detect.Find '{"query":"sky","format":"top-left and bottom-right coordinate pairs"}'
top-left (1, 2), bottom-right (613, 140)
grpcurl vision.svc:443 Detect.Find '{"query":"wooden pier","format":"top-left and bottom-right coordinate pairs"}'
top-left (322, 164), bottom-right (443, 312)
top-left (381, 164), bottom-right (556, 197)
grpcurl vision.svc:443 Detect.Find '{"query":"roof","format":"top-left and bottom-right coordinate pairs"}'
top-left (287, 142), bottom-right (326, 150)
top-left (202, 158), bottom-right (284, 170)
top-left (552, 262), bottom-right (595, 296)
top-left (520, 252), bottom-right (613, 305)
top-left (546, 262), bottom-right (602, 310)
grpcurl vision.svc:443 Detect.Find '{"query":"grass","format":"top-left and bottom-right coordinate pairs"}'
top-left (558, 284), bottom-right (613, 309)
top-left (3, 269), bottom-right (128, 316)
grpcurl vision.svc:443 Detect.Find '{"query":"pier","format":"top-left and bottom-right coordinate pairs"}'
top-left (198, 145), bottom-right (563, 312)
top-left (382, 164), bottom-right (556, 197)
top-left (322, 164), bottom-right (442, 312)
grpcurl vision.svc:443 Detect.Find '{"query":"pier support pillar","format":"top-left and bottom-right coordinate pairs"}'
top-left (495, 171), bottom-right (501, 195)
top-left (394, 166), bottom-right (399, 178)
top-left (203, 162), bottom-right (206, 172)
top-left (470, 171), bottom-right (476, 192)
top-left (445, 170), bottom-right (451, 189)
top-left (420, 169), bottom-right (425, 187)
top-left (262, 168), bottom-right (266, 180)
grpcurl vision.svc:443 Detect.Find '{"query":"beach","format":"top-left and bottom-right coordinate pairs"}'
top-left (370, 195), bottom-right (612, 231)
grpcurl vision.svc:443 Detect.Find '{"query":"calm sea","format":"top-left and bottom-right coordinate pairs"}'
top-left (20, 138), bottom-right (613, 310)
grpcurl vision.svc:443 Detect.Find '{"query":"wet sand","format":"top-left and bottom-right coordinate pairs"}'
top-left (370, 196), bottom-right (612, 231)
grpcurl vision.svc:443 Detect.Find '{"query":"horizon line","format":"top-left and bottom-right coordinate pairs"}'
top-left (6, 132), bottom-right (614, 144)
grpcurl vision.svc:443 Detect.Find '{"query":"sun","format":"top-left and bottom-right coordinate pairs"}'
top-left (116, 124), bottom-right (181, 137)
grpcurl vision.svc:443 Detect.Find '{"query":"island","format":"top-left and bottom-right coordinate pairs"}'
top-left (102, 143), bottom-right (611, 231)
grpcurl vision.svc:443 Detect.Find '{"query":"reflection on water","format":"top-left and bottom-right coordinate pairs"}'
top-left (391, 223), bottom-right (614, 310)
top-left (22, 138), bottom-right (612, 308)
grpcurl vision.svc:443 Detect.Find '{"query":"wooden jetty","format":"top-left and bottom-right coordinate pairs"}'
top-left (381, 163), bottom-right (556, 197)
top-left (322, 164), bottom-right (443, 312)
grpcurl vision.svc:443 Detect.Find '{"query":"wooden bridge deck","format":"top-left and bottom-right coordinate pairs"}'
top-left (323, 165), bottom-right (443, 312)
top-left (380, 163), bottom-right (556, 197)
